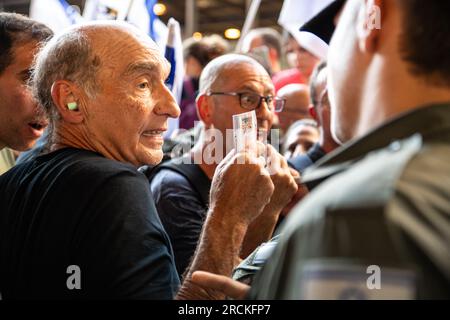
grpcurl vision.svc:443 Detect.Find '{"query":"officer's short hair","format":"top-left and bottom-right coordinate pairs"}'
top-left (0, 12), bottom-right (53, 75)
top-left (398, 1), bottom-right (450, 86)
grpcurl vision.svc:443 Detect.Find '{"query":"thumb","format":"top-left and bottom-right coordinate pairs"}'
top-left (191, 271), bottom-right (250, 300)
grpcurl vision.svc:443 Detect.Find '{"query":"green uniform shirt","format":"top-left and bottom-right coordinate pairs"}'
top-left (249, 103), bottom-right (450, 299)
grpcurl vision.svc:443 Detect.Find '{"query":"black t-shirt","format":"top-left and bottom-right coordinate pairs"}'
top-left (0, 148), bottom-right (180, 299)
top-left (150, 165), bottom-right (211, 278)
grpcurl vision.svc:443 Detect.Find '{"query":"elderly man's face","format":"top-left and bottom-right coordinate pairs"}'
top-left (0, 41), bottom-right (47, 150)
top-left (207, 62), bottom-right (274, 150)
top-left (83, 31), bottom-right (180, 166)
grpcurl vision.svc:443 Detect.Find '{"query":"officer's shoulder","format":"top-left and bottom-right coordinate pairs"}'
top-left (387, 140), bottom-right (450, 212)
top-left (320, 135), bottom-right (423, 207)
top-left (284, 135), bottom-right (425, 231)
top-left (397, 140), bottom-right (450, 181)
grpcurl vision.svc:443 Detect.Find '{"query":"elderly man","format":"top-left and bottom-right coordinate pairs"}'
top-left (288, 62), bottom-right (340, 174)
top-left (0, 22), bottom-right (297, 299)
top-left (0, 13), bottom-right (52, 173)
top-left (232, 63), bottom-right (340, 285)
top-left (193, 0), bottom-right (450, 299)
top-left (149, 54), bottom-right (297, 278)
top-left (276, 84), bottom-right (312, 135)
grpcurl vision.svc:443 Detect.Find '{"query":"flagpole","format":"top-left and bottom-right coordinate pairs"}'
top-left (124, 0), bottom-right (135, 21)
top-left (235, 0), bottom-right (262, 52)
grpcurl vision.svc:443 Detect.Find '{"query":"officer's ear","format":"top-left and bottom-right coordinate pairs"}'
top-left (357, 0), bottom-right (384, 54)
top-left (196, 94), bottom-right (214, 128)
top-left (51, 80), bottom-right (84, 124)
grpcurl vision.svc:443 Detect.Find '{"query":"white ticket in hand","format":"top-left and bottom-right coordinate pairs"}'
top-left (233, 111), bottom-right (257, 152)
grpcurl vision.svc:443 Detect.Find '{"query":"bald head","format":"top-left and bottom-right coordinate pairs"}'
top-left (32, 21), bottom-right (167, 124)
top-left (278, 84), bottom-right (310, 108)
top-left (198, 53), bottom-right (269, 95)
top-left (277, 84), bottom-right (311, 133)
top-left (196, 53), bottom-right (275, 154)
top-left (31, 21), bottom-right (179, 166)
top-left (81, 22), bottom-right (163, 66)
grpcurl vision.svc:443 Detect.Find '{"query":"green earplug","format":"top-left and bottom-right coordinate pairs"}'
top-left (67, 102), bottom-right (78, 111)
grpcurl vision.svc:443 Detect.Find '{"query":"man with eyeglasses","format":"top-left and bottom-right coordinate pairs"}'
top-left (0, 23), bottom-right (298, 299)
top-left (287, 61), bottom-right (340, 176)
top-left (148, 54), bottom-right (297, 279)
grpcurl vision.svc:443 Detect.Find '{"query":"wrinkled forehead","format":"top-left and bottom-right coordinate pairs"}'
top-left (218, 61), bottom-right (273, 88)
top-left (119, 43), bottom-right (170, 80)
top-left (86, 24), bottom-right (170, 79)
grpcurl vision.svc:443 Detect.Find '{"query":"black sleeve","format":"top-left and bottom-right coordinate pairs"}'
top-left (150, 169), bottom-right (207, 278)
top-left (74, 170), bottom-right (180, 299)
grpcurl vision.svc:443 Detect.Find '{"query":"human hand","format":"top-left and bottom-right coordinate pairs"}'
top-left (191, 271), bottom-right (250, 300)
top-left (209, 146), bottom-right (275, 225)
top-left (281, 172), bottom-right (309, 217)
top-left (264, 145), bottom-right (299, 212)
top-left (239, 146), bottom-right (298, 257)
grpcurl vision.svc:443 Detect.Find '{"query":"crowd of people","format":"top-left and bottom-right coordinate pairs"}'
top-left (0, 0), bottom-right (449, 300)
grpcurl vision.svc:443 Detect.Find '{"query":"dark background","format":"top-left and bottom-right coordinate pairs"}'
top-left (0, 0), bottom-right (284, 37)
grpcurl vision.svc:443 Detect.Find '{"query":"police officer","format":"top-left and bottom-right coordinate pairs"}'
top-left (192, 0), bottom-right (450, 299)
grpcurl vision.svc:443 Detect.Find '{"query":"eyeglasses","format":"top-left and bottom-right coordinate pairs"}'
top-left (206, 92), bottom-right (286, 112)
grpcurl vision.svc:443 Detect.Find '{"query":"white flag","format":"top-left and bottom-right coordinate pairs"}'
top-left (164, 18), bottom-right (184, 138)
top-left (83, 0), bottom-right (168, 51)
top-left (164, 18), bottom-right (184, 104)
top-left (83, 0), bottom-right (129, 21)
top-left (278, 0), bottom-right (332, 60)
top-left (278, 0), bottom-right (335, 30)
top-left (30, 0), bottom-right (83, 32)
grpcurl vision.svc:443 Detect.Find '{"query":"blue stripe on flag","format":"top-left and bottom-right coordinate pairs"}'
top-left (145, 0), bottom-right (157, 40)
top-left (164, 46), bottom-right (176, 90)
top-left (58, 0), bottom-right (79, 24)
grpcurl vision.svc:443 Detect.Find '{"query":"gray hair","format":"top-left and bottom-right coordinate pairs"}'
top-left (198, 53), bottom-right (267, 96)
top-left (30, 28), bottom-right (101, 136)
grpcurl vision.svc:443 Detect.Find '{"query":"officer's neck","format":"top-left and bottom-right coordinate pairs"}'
top-left (354, 59), bottom-right (450, 139)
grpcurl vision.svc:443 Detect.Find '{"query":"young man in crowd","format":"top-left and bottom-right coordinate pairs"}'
top-left (0, 13), bottom-right (52, 172)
